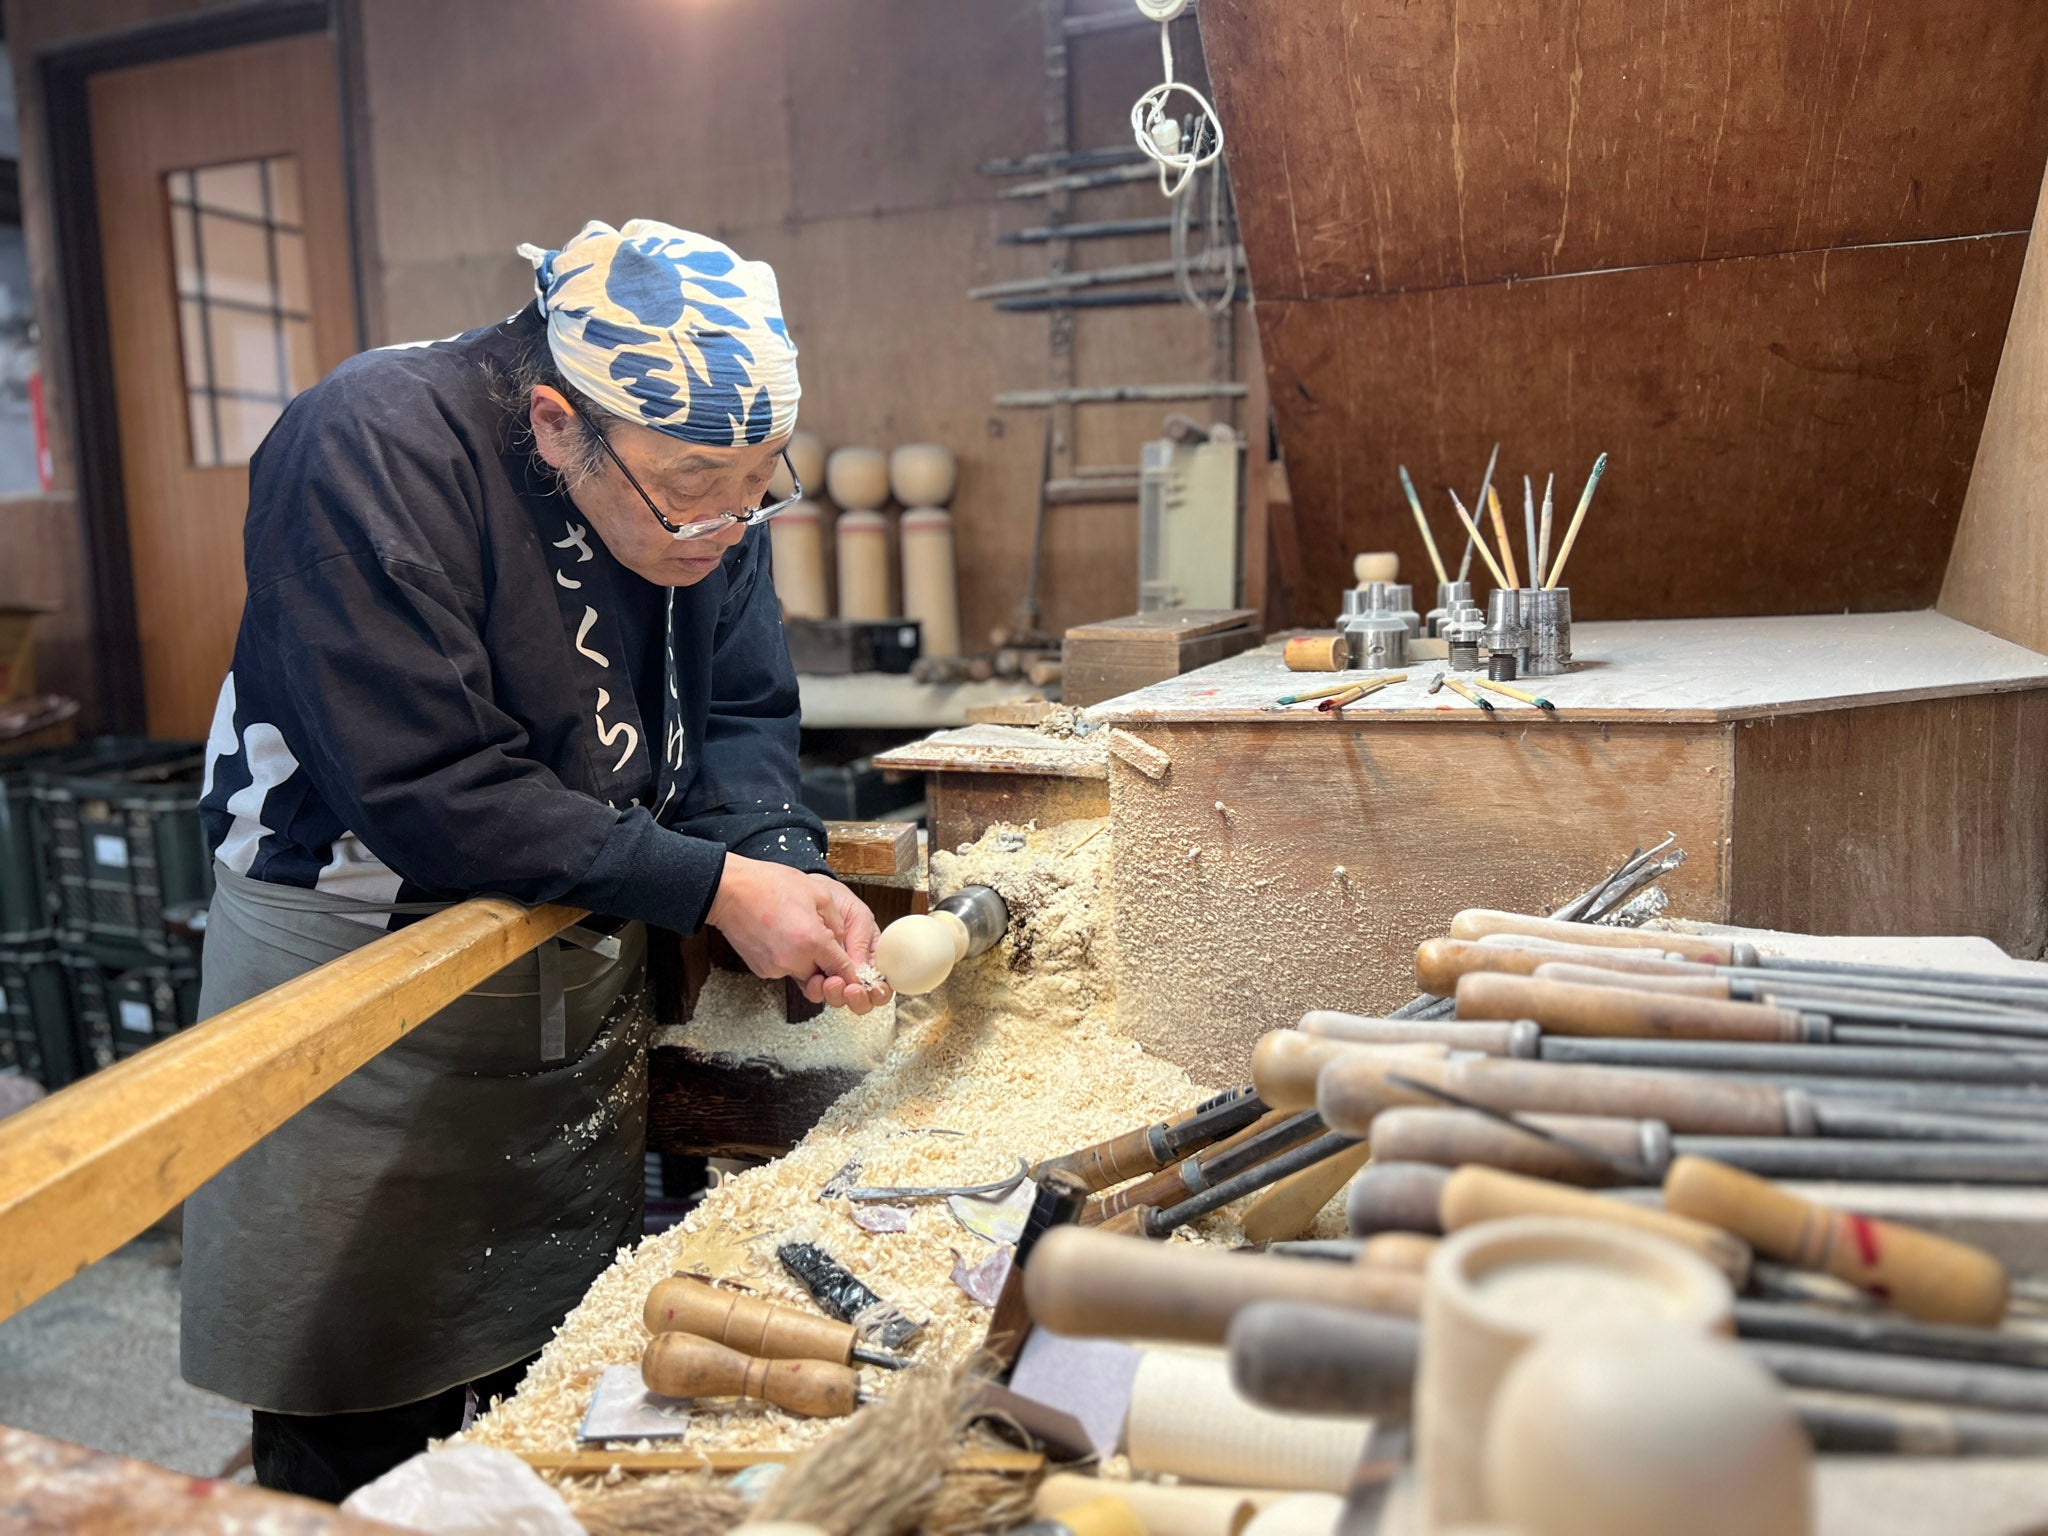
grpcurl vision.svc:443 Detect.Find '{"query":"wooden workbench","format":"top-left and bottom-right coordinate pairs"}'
top-left (874, 723), bottom-right (1108, 866)
top-left (1090, 610), bottom-right (2048, 1080)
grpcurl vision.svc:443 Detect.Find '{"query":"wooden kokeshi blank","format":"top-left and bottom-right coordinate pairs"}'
top-left (900, 507), bottom-right (960, 657)
top-left (769, 501), bottom-right (829, 619)
top-left (835, 509), bottom-right (891, 621)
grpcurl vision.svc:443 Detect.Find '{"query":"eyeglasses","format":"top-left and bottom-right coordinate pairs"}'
top-left (591, 429), bottom-right (803, 542)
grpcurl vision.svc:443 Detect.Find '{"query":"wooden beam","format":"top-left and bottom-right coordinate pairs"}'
top-left (824, 820), bottom-right (919, 879)
top-left (0, 897), bottom-right (582, 1322)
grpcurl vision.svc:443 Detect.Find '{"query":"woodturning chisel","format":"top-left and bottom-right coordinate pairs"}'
top-left (643, 1275), bottom-right (907, 1369)
top-left (1096, 1129), bottom-right (1361, 1239)
top-left (1084, 1107), bottom-right (1318, 1224)
top-left (1030, 1086), bottom-right (1266, 1193)
top-left (641, 1330), bottom-right (864, 1417)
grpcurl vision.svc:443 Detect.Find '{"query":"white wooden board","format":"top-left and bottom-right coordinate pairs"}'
top-left (1087, 610), bottom-right (2048, 725)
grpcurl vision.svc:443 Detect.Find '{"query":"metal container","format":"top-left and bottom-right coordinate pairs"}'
top-left (1485, 588), bottom-right (1529, 674)
top-left (1352, 614), bottom-right (1409, 671)
top-left (1380, 582), bottom-right (1422, 638)
top-left (1444, 601), bottom-right (1487, 672)
top-left (1525, 587), bottom-right (1573, 677)
top-left (1427, 580), bottom-right (1474, 637)
top-left (1488, 649), bottom-right (1519, 682)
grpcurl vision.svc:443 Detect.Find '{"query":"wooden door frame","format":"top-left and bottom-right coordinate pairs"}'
top-left (37, 0), bottom-right (376, 734)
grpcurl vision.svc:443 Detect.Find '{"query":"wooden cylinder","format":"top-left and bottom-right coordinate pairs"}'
top-left (1284, 634), bottom-right (1351, 672)
top-left (1023, 1226), bottom-right (1423, 1346)
top-left (900, 507), bottom-right (960, 658)
top-left (1034, 1495), bottom-right (1148, 1536)
top-left (1449, 909), bottom-right (1742, 966)
top-left (1036, 1474), bottom-right (1265, 1536)
top-left (1663, 1155), bottom-right (2009, 1327)
top-left (640, 1331), bottom-right (859, 1417)
top-left (1317, 1055), bottom-right (1793, 1137)
top-left (1354, 552), bottom-right (1400, 584)
top-left (1415, 1217), bottom-right (1735, 1532)
top-left (1125, 1346), bottom-right (1374, 1493)
top-left (834, 508), bottom-right (891, 620)
top-left (1227, 1299), bottom-right (1420, 1418)
top-left (786, 428), bottom-right (827, 496)
top-left (1346, 1162), bottom-right (1450, 1236)
top-left (1300, 1011), bottom-right (1532, 1058)
top-left (1531, 961), bottom-right (1728, 998)
top-left (1440, 1166), bottom-right (1753, 1286)
top-left (1252, 1030), bottom-right (1451, 1112)
top-left (825, 445), bottom-right (890, 510)
top-left (767, 500), bottom-right (830, 619)
top-left (1455, 973), bottom-right (1812, 1043)
top-left (1358, 1232), bottom-right (1441, 1274)
top-left (1484, 1324), bottom-right (1810, 1536)
top-left (1415, 936), bottom-right (1705, 995)
top-left (643, 1274), bottom-right (855, 1364)
top-left (1370, 1106), bottom-right (1660, 1187)
top-left (889, 442), bottom-right (958, 506)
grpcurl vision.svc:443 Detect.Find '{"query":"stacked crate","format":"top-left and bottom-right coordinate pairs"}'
top-left (0, 739), bottom-right (208, 1088)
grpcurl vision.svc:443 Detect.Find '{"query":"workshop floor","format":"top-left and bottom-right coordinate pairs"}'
top-left (0, 1232), bottom-right (251, 1478)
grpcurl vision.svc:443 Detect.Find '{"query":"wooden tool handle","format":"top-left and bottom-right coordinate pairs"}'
top-left (643, 1276), bottom-right (855, 1365)
top-left (1450, 909), bottom-right (1740, 965)
top-left (1034, 1125), bottom-right (1166, 1193)
top-left (1240, 1141), bottom-right (1375, 1244)
top-left (1086, 1109), bottom-right (1292, 1225)
top-left (1533, 962), bottom-right (1729, 998)
top-left (1456, 973), bottom-right (1810, 1043)
top-left (1023, 1225), bottom-right (1422, 1345)
top-left (1662, 1156), bottom-right (2008, 1327)
top-left (1357, 1232), bottom-right (1440, 1273)
top-left (1441, 1165), bottom-right (1753, 1285)
top-left (1300, 1010), bottom-right (1530, 1057)
top-left (1368, 1106), bottom-right (1658, 1186)
top-left (641, 1331), bottom-right (860, 1417)
top-left (1033, 1494), bottom-right (1148, 1536)
top-left (1316, 1056), bottom-right (1455, 1134)
top-left (1251, 1031), bottom-right (1450, 1112)
top-left (1226, 1300), bottom-right (1420, 1417)
top-left (1452, 1057), bottom-right (1791, 1135)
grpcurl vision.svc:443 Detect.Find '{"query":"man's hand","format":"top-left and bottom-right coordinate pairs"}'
top-left (706, 854), bottom-right (893, 1015)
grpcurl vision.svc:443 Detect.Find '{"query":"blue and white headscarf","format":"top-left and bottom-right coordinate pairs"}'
top-left (516, 219), bottom-right (800, 448)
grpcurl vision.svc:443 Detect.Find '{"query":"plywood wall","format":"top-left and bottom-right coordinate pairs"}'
top-left (355, 0), bottom-right (1254, 644)
top-left (1199, 0), bottom-right (2048, 629)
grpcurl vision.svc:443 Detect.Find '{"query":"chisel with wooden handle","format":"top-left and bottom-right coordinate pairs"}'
top-left (1251, 1031), bottom-right (1450, 1111)
top-left (1306, 1010), bottom-right (2048, 1090)
top-left (642, 1275), bottom-right (904, 1369)
top-left (1226, 1301), bottom-right (1420, 1418)
top-left (1357, 1232), bottom-right (1440, 1273)
top-left (1367, 1098), bottom-right (2048, 1176)
top-left (1455, 972), bottom-right (1825, 1043)
top-left (1662, 1154), bottom-right (2009, 1326)
top-left (1085, 1108), bottom-right (1318, 1225)
top-left (1098, 1130), bottom-right (1361, 1238)
top-left (1022, 1225), bottom-right (1423, 1344)
top-left (1030, 1086), bottom-right (1267, 1193)
top-left (1437, 1164), bottom-right (1752, 1284)
top-left (641, 1330), bottom-right (863, 1417)
top-left (1795, 1393), bottom-right (2048, 1456)
top-left (1450, 908), bottom-right (1754, 965)
top-left (1416, 936), bottom-right (1699, 993)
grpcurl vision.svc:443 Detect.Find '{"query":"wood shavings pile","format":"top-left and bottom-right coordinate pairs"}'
top-left (463, 816), bottom-right (1345, 1497)
top-left (653, 968), bottom-right (896, 1075)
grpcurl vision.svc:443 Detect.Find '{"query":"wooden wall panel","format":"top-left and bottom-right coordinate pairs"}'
top-left (1201, 0), bottom-right (2048, 302)
top-left (1728, 692), bottom-right (2048, 957)
top-left (1199, 0), bottom-right (2048, 626)
top-left (1260, 237), bottom-right (2025, 627)
top-left (1942, 167), bottom-right (2048, 655)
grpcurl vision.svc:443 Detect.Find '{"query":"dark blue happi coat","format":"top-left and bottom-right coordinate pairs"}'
top-left (199, 303), bottom-right (828, 931)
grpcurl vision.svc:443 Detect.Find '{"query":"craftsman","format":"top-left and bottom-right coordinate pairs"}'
top-left (182, 219), bottom-right (889, 1501)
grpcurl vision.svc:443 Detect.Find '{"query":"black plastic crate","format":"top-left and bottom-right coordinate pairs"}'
top-left (64, 945), bottom-right (201, 1072)
top-left (0, 738), bottom-right (183, 944)
top-left (40, 742), bottom-right (208, 958)
top-left (0, 946), bottom-right (77, 1088)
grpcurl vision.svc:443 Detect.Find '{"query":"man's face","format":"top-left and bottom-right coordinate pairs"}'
top-left (530, 386), bottom-right (789, 587)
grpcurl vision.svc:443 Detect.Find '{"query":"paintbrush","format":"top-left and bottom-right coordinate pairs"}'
top-left (1523, 476), bottom-right (1538, 592)
top-left (1318, 674), bottom-right (1406, 713)
top-left (1441, 676), bottom-right (1494, 713)
top-left (1544, 452), bottom-right (1609, 589)
top-left (1398, 465), bottom-right (1449, 585)
top-left (1474, 677), bottom-right (1556, 713)
top-left (1455, 443), bottom-right (1500, 583)
top-left (1536, 473), bottom-right (1555, 586)
top-left (1273, 680), bottom-right (1364, 708)
top-left (1445, 489), bottom-right (1511, 589)
top-left (1488, 486), bottom-right (1521, 589)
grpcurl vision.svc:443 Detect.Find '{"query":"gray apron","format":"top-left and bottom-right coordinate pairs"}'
top-left (181, 864), bottom-right (652, 1414)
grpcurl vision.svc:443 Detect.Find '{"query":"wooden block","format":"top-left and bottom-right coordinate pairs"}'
top-left (824, 820), bottom-right (918, 879)
top-left (1064, 610), bottom-right (1264, 708)
top-left (1942, 162), bottom-right (2048, 654)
